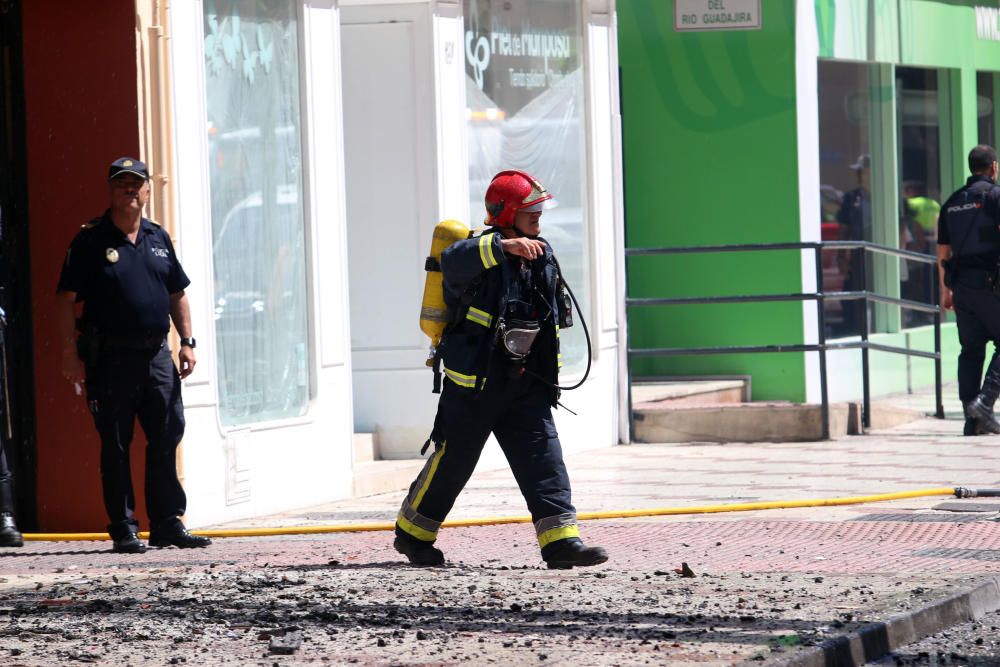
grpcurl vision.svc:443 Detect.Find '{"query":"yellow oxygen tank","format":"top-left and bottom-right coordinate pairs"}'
top-left (421, 219), bottom-right (470, 364)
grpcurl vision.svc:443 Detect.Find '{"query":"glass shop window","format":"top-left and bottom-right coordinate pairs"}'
top-left (202, 0), bottom-right (310, 426)
top-left (896, 66), bottom-right (942, 329)
top-left (817, 60), bottom-right (881, 339)
top-left (978, 72), bottom-right (997, 148)
top-left (463, 0), bottom-right (590, 373)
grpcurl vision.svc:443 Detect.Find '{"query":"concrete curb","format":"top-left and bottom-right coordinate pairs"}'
top-left (752, 576), bottom-right (1000, 667)
top-left (633, 402), bottom-right (852, 442)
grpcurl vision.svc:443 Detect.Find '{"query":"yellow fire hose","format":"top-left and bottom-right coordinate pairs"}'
top-left (21, 486), bottom-right (996, 542)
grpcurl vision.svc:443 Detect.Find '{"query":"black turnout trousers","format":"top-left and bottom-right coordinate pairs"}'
top-left (396, 373), bottom-right (577, 550)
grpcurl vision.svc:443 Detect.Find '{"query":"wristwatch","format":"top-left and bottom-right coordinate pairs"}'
top-left (180, 337), bottom-right (197, 349)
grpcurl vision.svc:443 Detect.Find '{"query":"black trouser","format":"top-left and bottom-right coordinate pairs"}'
top-left (952, 279), bottom-right (1000, 402)
top-left (0, 348), bottom-right (13, 514)
top-left (85, 343), bottom-right (186, 539)
top-left (0, 434), bottom-right (13, 514)
top-left (396, 373), bottom-right (578, 550)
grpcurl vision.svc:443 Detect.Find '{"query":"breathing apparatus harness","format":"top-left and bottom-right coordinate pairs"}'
top-left (495, 229), bottom-right (592, 400)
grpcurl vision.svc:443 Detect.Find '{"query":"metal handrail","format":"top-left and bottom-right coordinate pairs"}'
top-left (625, 240), bottom-right (945, 440)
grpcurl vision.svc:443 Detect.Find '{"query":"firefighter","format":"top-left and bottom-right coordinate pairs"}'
top-left (394, 170), bottom-right (608, 569)
top-left (938, 145), bottom-right (1000, 434)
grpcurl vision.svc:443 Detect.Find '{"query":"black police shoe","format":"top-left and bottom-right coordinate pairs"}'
top-left (0, 513), bottom-right (23, 547)
top-left (968, 397), bottom-right (1000, 434)
top-left (542, 538), bottom-right (608, 570)
top-left (393, 536), bottom-right (445, 566)
top-left (964, 417), bottom-right (991, 436)
top-left (149, 526), bottom-right (212, 549)
top-left (112, 532), bottom-right (147, 554)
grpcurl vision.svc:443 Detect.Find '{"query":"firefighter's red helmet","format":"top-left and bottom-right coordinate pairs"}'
top-left (483, 170), bottom-right (553, 228)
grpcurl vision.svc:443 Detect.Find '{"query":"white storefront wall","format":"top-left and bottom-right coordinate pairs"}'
top-left (168, 0), bottom-right (625, 528)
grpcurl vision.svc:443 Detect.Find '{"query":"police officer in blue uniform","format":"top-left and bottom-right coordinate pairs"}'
top-left (56, 157), bottom-right (211, 553)
top-left (394, 170), bottom-right (607, 569)
top-left (938, 145), bottom-right (1000, 435)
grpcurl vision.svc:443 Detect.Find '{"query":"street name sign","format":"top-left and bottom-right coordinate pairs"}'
top-left (675, 0), bottom-right (762, 32)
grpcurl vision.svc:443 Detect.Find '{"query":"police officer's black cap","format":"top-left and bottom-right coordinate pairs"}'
top-left (969, 145), bottom-right (998, 174)
top-left (108, 157), bottom-right (149, 181)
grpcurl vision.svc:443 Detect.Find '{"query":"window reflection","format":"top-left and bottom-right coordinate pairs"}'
top-left (463, 0), bottom-right (589, 372)
top-left (818, 61), bottom-right (876, 338)
top-left (979, 72), bottom-right (996, 148)
top-left (896, 67), bottom-right (941, 328)
top-left (203, 0), bottom-right (310, 426)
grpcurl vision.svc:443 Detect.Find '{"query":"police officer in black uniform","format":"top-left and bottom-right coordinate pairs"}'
top-left (56, 157), bottom-right (211, 553)
top-left (394, 170), bottom-right (607, 569)
top-left (0, 304), bottom-right (23, 547)
top-left (938, 145), bottom-right (1000, 435)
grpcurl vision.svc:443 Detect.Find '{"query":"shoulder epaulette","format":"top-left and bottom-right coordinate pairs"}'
top-left (80, 222), bottom-right (98, 230)
top-left (147, 218), bottom-right (162, 227)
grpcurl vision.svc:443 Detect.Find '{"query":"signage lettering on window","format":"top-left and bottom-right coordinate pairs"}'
top-left (465, 19), bottom-right (576, 103)
top-left (976, 5), bottom-right (1000, 41)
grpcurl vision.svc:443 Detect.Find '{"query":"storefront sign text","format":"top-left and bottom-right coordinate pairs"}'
top-left (975, 5), bottom-right (1000, 41)
top-left (674, 0), bottom-right (761, 32)
top-left (466, 21), bottom-right (574, 91)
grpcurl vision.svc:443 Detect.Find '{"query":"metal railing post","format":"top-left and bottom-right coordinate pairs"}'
top-left (814, 246), bottom-right (829, 440)
top-left (859, 247), bottom-right (871, 429)
top-left (933, 262), bottom-right (944, 419)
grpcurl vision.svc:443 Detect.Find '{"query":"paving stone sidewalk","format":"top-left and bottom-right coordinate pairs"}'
top-left (3, 410), bottom-right (1000, 665)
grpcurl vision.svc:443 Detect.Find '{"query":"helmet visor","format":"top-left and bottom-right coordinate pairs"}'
top-left (521, 198), bottom-right (558, 213)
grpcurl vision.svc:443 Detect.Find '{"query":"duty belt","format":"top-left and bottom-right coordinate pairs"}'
top-left (102, 333), bottom-right (166, 351)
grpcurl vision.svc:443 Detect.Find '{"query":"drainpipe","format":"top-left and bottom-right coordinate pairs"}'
top-left (150, 0), bottom-right (177, 239)
top-left (148, 0), bottom-right (185, 487)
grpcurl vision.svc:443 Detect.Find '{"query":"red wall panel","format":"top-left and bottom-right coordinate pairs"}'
top-left (24, 0), bottom-right (146, 531)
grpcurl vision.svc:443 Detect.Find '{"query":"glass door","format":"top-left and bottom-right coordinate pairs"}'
top-left (895, 66), bottom-right (943, 329)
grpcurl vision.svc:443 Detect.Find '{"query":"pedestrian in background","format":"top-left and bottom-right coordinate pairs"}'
top-left (55, 157), bottom-right (211, 553)
top-left (394, 170), bottom-right (607, 569)
top-left (938, 145), bottom-right (1000, 435)
top-left (836, 154), bottom-right (873, 336)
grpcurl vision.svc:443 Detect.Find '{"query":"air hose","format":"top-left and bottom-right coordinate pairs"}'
top-left (522, 252), bottom-right (591, 394)
top-left (548, 253), bottom-right (592, 391)
top-left (21, 487), bottom-right (1000, 542)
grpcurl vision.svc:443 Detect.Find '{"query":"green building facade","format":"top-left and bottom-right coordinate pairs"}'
top-left (619, 0), bottom-right (1000, 404)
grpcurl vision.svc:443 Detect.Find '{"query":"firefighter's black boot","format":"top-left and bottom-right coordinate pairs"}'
top-left (969, 361), bottom-right (1000, 434)
top-left (542, 537), bottom-right (608, 570)
top-left (393, 534), bottom-right (445, 566)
